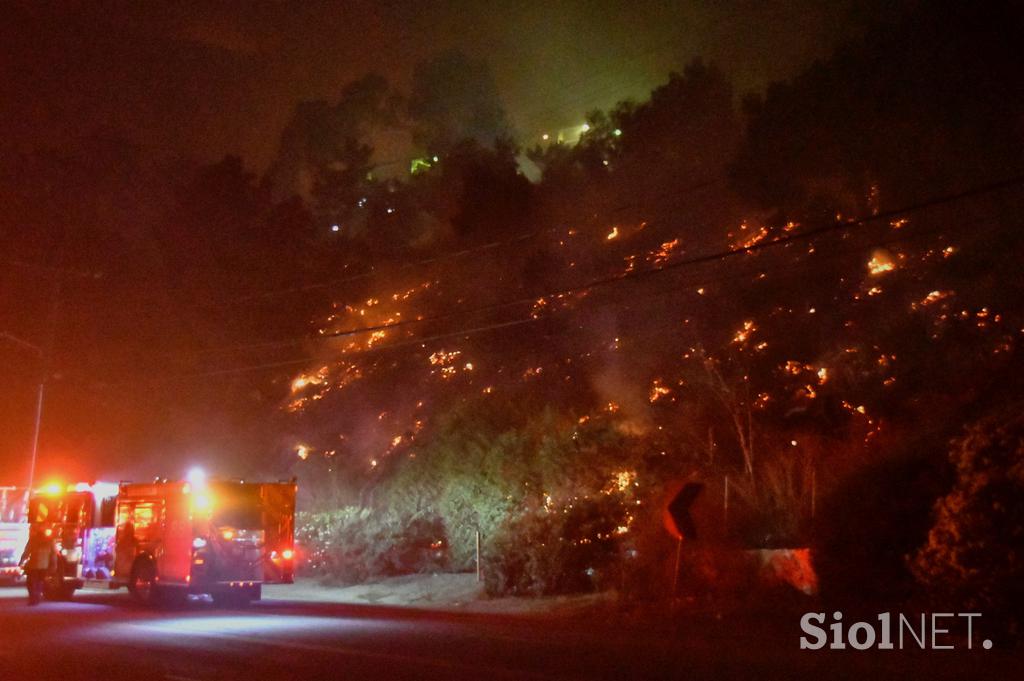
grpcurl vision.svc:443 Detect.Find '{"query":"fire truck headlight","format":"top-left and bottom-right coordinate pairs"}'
top-left (281, 549), bottom-right (294, 561)
top-left (192, 492), bottom-right (213, 513)
top-left (192, 537), bottom-right (207, 550)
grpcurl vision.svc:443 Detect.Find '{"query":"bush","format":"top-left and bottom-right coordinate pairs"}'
top-left (911, 405), bottom-right (1024, 630)
top-left (297, 507), bottom-right (448, 584)
top-left (483, 496), bottom-right (623, 596)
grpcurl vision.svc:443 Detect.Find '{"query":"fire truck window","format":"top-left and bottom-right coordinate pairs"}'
top-left (100, 497), bottom-right (116, 527)
top-left (64, 496), bottom-right (87, 526)
top-left (117, 499), bottom-right (159, 540)
top-left (128, 502), bottom-right (161, 542)
top-left (29, 499), bottom-right (52, 523)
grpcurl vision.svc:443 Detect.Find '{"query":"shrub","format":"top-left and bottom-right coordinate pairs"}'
top-left (911, 404), bottom-right (1024, 630)
top-left (483, 496), bottom-right (623, 596)
top-left (297, 507), bottom-right (448, 584)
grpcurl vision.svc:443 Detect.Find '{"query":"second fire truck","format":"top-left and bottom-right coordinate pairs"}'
top-left (27, 473), bottom-right (296, 605)
top-left (0, 486), bottom-right (29, 584)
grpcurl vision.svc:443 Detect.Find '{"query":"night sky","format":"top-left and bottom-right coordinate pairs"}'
top-left (2, 0), bottom-right (854, 167)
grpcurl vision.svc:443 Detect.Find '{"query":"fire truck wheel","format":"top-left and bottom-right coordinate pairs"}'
top-left (128, 559), bottom-right (158, 606)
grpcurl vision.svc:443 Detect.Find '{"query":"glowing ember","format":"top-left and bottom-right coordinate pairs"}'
top-left (606, 226), bottom-right (620, 240)
top-left (613, 470), bottom-right (637, 492)
top-left (291, 368), bottom-right (328, 393)
top-left (732, 320), bottom-right (757, 344)
top-left (649, 380), bottom-right (671, 403)
top-left (429, 349), bottom-right (461, 365)
top-left (867, 250), bottom-right (896, 275)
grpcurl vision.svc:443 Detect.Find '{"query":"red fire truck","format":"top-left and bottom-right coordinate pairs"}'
top-left (0, 486), bottom-right (29, 584)
top-left (27, 474), bottom-right (296, 605)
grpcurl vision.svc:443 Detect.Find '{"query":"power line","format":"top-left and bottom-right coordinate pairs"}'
top-left (116, 207), bottom-right (1010, 384)
top-left (316, 174), bottom-right (1024, 340)
top-left (86, 174), bottom-right (1024, 382)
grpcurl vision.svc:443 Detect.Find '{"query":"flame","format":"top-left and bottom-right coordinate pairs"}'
top-left (732, 320), bottom-right (757, 344)
top-left (606, 226), bottom-right (619, 240)
top-left (649, 380), bottom-right (671, 403)
top-left (867, 250), bottom-right (896, 275)
top-left (612, 470), bottom-right (637, 492)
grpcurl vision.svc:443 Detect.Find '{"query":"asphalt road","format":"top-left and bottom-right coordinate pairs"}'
top-left (0, 586), bottom-right (1019, 680)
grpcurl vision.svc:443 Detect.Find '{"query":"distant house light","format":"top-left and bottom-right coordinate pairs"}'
top-left (542, 133), bottom-right (549, 141)
top-left (613, 128), bottom-right (622, 137)
top-left (331, 224), bottom-right (340, 233)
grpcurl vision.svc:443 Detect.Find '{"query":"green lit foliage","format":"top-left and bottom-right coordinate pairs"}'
top-left (382, 401), bottom-right (637, 572)
top-left (296, 507), bottom-right (447, 584)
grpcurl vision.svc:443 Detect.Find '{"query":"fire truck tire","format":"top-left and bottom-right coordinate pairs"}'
top-left (128, 558), bottom-right (159, 606)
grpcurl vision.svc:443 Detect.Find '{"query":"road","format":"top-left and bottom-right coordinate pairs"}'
top-left (0, 586), bottom-right (1018, 680)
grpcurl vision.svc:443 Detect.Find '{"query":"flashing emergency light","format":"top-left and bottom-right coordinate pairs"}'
top-left (41, 482), bottom-right (62, 496)
top-left (281, 549), bottom-right (295, 561)
top-left (221, 529), bottom-right (235, 540)
top-left (192, 537), bottom-right (207, 550)
top-left (191, 492), bottom-right (213, 513)
top-left (186, 467), bottom-right (207, 488)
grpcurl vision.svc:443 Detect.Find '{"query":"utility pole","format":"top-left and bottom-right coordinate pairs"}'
top-left (1, 331), bottom-right (43, 489)
top-left (2, 272), bottom-right (64, 491)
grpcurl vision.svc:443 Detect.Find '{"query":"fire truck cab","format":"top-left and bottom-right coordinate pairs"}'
top-left (27, 476), bottom-right (296, 605)
top-left (0, 486), bottom-right (29, 584)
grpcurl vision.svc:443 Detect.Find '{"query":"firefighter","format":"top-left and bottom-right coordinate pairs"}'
top-left (20, 525), bottom-right (56, 605)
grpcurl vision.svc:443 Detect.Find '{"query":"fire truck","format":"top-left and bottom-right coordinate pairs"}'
top-left (27, 474), bottom-right (296, 605)
top-left (0, 487), bottom-right (29, 584)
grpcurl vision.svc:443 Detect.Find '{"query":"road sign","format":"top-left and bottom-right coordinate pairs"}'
top-left (665, 482), bottom-right (704, 540)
